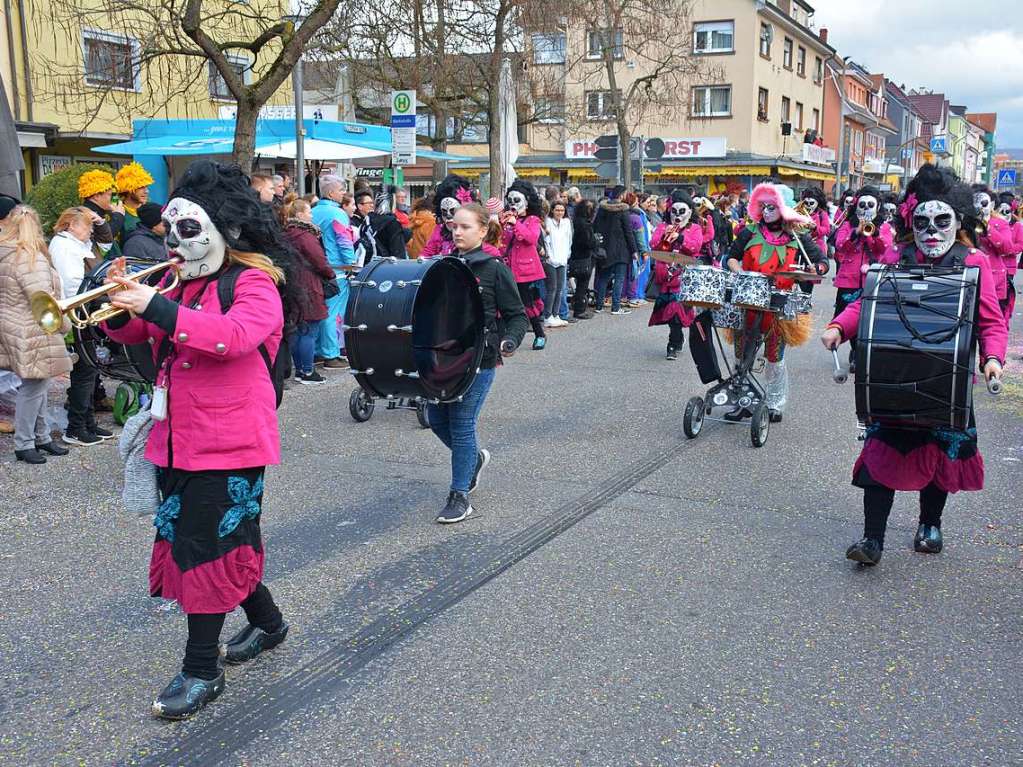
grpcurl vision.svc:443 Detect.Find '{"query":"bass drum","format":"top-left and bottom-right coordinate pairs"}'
top-left (72, 259), bottom-right (160, 383)
top-left (344, 257), bottom-right (485, 402)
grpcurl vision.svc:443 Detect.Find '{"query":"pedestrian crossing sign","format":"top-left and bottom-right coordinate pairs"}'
top-left (996, 168), bottom-right (1016, 188)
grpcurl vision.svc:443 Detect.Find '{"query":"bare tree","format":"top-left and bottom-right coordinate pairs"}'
top-left (33, 0), bottom-right (343, 169)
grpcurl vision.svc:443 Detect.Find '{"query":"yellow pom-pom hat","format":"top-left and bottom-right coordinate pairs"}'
top-left (115, 162), bottom-right (155, 194)
top-left (78, 169), bottom-right (116, 200)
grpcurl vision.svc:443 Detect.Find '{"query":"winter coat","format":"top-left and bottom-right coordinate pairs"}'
top-left (570, 214), bottom-right (597, 275)
top-left (833, 221), bottom-right (893, 289)
top-left (49, 230), bottom-right (95, 299)
top-left (284, 221), bottom-right (335, 323)
top-left (460, 246), bottom-right (529, 368)
top-left (651, 222), bottom-right (704, 256)
top-left (83, 198), bottom-right (123, 258)
top-left (408, 209), bottom-right (437, 258)
top-left (977, 216), bottom-right (1015, 300)
top-left (103, 267), bottom-right (283, 471)
top-left (592, 200), bottom-right (636, 267)
top-left (121, 225), bottom-right (167, 263)
top-left (420, 224), bottom-right (456, 258)
top-left (311, 199), bottom-right (356, 270)
top-left (544, 216), bottom-right (573, 267)
top-left (366, 212), bottom-right (410, 260)
top-left (0, 245), bottom-right (73, 380)
top-left (501, 215), bottom-right (546, 283)
top-left (628, 208), bottom-right (650, 254)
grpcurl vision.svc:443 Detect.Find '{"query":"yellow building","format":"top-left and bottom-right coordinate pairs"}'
top-left (0, 0), bottom-right (292, 192)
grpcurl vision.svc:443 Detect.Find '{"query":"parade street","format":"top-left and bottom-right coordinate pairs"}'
top-left (2, 283), bottom-right (1021, 767)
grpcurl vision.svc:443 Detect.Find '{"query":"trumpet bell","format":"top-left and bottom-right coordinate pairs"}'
top-left (31, 292), bottom-right (64, 335)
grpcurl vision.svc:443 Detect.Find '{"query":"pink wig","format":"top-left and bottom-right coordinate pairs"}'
top-left (749, 182), bottom-right (811, 226)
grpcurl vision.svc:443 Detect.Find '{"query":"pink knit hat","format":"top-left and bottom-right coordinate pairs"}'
top-left (485, 197), bottom-right (504, 215)
top-left (748, 182), bottom-right (811, 226)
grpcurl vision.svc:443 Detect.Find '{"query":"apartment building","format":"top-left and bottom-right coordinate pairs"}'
top-left (882, 80), bottom-right (927, 186)
top-left (966, 112), bottom-right (997, 185)
top-left (0, 0), bottom-right (293, 191)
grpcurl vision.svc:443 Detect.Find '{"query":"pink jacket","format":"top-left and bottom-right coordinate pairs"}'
top-left (810, 210), bottom-right (831, 256)
top-left (829, 246), bottom-right (1008, 365)
top-left (105, 269), bottom-right (283, 471)
top-left (420, 226), bottom-right (456, 259)
top-left (977, 216), bottom-right (1014, 298)
top-left (833, 221), bottom-right (894, 289)
top-left (651, 222), bottom-right (704, 256)
top-left (501, 215), bottom-right (546, 283)
top-left (1011, 221), bottom-right (1023, 275)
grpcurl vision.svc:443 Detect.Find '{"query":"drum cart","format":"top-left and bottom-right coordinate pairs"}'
top-left (348, 386), bottom-right (430, 428)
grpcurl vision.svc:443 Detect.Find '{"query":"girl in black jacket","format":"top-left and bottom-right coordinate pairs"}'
top-left (426, 203), bottom-right (527, 526)
top-left (569, 199), bottom-right (597, 319)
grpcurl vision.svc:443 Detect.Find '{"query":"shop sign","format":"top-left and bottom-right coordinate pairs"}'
top-left (565, 137), bottom-right (726, 160)
top-left (800, 143), bottom-right (836, 165)
top-left (38, 155), bottom-right (72, 178)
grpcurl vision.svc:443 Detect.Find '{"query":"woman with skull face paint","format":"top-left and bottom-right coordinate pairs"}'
top-left (420, 175), bottom-right (473, 259)
top-left (971, 185), bottom-right (1014, 321)
top-left (799, 187), bottom-right (831, 264)
top-left (649, 190), bottom-right (703, 359)
top-left (102, 161), bottom-right (295, 719)
top-left (500, 179), bottom-right (548, 349)
top-left (832, 187), bottom-right (895, 338)
top-left (823, 165), bottom-right (1007, 566)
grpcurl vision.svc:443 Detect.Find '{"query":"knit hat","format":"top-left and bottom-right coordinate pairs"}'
top-left (116, 162), bottom-right (155, 194)
top-left (748, 182), bottom-right (810, 226)
top-left (137, 202), bottom-right (163, 229)
top-left (78, 169), bottom-right (115, 200)
top-left (0, 194), bottom-right (20, 220)
top-left (485, 197), bottom-right (504, 215)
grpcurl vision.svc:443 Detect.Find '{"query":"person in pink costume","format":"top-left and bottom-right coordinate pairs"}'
top-left (832, 186), bottom-right (895, 321)
top-left (822, 165), bottom-right (1006, 567)
top-left (420, 174), bottom-right (473, 258)
top-left (799, 187), bottom-right (832, 262)
top-left (500, 179), bottom-right (548, 349)
top-left (995, 191), bottom-right (1020, 328)
top-left (648, 190), bottom-right (703, 359)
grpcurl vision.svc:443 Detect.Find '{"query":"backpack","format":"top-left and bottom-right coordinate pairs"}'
top-left (217, 264), bottom-right (291, 408)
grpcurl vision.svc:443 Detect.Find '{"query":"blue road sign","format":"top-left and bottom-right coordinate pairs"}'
top-left (996, 168), bottom-right (1017, 188)
top-left (929, 136), bottom-right (947, 154)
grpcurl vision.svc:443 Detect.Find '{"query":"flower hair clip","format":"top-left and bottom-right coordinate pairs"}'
top-left (898, 193), bottom-right (918, 229)
top-left (455, 187), bottom-right (473, 204)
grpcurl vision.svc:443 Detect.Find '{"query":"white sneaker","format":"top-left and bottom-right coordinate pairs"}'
top-left (543, 317), bottom-right (556, 328)
top-left (552, 317), bottom-right (568, 328)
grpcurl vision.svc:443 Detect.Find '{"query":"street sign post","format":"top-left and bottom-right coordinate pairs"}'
top-left (390, 90), bottom-right (417, 166)
top-left (594, 134), bottom-right (619, 183)
top-left (996, 168), bottom-right (1017, 188)
top-left (929, 136), bottom-right (948, 155)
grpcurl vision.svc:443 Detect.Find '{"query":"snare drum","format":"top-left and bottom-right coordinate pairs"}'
top-left (679, 265), bottom-right (728, 309)
top-left (711, 303), bottom-right (744, 330)
top-left (344, 257), bottom-right (485, 402)
top-left (731, 271), bottom-right (773, 311)
top-left (789, 291), bottom-right (812, 316)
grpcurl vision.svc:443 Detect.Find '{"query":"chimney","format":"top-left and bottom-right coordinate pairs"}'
top-left (819, 28), bottom-right (828, 44)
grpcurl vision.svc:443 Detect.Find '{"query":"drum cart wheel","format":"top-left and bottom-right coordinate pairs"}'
top-left (750, 403), bottom-right (770, 448)
top-left (348, 387), bottom-right (375, 422)
top-left (683, 396), bottom-right (705, 439)
top-left (415, 399), bottom-right (430, 429)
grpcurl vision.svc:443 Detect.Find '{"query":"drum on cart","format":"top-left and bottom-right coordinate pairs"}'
top-left (731, 271), bottom-right (773, 311)
top-left (711, 303), bottom-right (744, 330)
top-left (855, 264), bottom-right (980, 431)
top-left (679, 265), bottom-right (728, 309)
top-left (72, 259), bottom-right (159, 383)
top-left (344, 257), bottom-right (485, 402)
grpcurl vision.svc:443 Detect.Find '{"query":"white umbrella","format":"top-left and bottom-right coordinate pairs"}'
top-left (257, 138), bottom-right (389, 161)
top-left (498, 57), bottom-right (518, 195)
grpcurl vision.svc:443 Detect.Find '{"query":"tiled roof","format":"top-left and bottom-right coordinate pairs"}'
top-left (907, 93), bottom-right (946, 122)
top-left (967, 113), bottom-right (997, 133)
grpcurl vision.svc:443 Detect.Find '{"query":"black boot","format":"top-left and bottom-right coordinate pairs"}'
top-left (221, 621), bottom-right (290, 665)
top-left (846, 537), bottom-right (883, 565)
top-left (913, 524), bottom-right (943, 554)
top-left (152, 671), bottom-right (225, 720)
top-left (14, 449), bottom-right (46, 464)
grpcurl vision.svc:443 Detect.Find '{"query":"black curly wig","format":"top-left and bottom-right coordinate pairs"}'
top-left (433, 174), bottom-right (472, 219)
top-left (169, 160), bottom-right (300, 322)
top-left (897, 164), bottom-right (978, 243)
top-left (507, 179), bottom-right (543, 218)
top-left (846, 185), bottom-right (882, 228)
top-left (799, 186), bottom-right (827, 212)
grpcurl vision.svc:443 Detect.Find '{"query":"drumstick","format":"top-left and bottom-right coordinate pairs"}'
top-left (987, 377), bottom-right (1002, 395)
top-left (832, 349), bottom-right (848, 384)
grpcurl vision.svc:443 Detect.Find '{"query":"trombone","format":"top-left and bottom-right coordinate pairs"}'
top-left (32, 259), bottom-right (180, 334)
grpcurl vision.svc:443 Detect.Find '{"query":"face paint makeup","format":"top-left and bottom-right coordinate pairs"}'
top-left (761, 202), bottom-right (781, 224)
top-left (973, 192), bottom-right (992, 221)
top-left (440, 196), bottom-right (461, 222)
top-left (669, 202), bottom-right (692, 226)
top-left (505, 190), bottom-right (527, 216)
top-left (163, 197), bottom-right (226, 281)
top-left (912, 200), bottom-right (957, 259)
top-left (856, 195), bottom-right (878, 223)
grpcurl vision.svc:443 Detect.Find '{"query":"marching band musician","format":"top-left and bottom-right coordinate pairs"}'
top-left (822, 165), bottom-right (1006, 567)
top-left (799, 187), bottom-right (832, 263)
top-left (995, 190), bottom-right (1021, 329)
top-left (648, 190), bottom-right (703, 360)
top-left (725, 183), bottom-right (827, 423)
top-left (832, 186), bottom-right (895, 329)
top-left (691, 191), bottom-right (717, 265)
top-left (972, 184), bottom-right (1015, 330)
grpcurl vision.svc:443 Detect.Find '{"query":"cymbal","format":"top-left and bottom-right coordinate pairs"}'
top-left (650, 251), bottom-right (697, 267)
top-left (775, 270), bottom-right (823, 283)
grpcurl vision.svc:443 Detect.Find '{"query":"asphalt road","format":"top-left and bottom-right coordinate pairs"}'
top-left (1, 282), bottom-right (1021, 767)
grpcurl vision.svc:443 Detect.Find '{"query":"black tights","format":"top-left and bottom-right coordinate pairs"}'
top-left (182, 582), bottom-right (282, 680)
top-left (668, 317), bottom-right (685, 349)
top-left (863, 483), bottom-right (948, 546)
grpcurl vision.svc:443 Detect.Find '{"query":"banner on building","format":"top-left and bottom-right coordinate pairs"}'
top-left (565, 137), bottom-right (726, 160)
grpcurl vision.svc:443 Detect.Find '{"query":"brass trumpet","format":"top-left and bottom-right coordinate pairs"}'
top-left (858, 221), bottom-right (876, 237)
top-left (32, 259), bottom-right (180, 334)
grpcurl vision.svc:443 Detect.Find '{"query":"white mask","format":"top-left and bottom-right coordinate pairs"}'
top-left (802, 198), bottom-right (818, 214)
top-left (506, 190), bottom-right (527, 216)
top-left (843, 196), bottom-right (854, 209)
top-left (439, 197), bottom-right (460, 222)
top-left (163, 197), bottom-right (226, 281)
top-left (912, 200), bottom-right (957, 259)
top-left (973, 192), bottom-right (992, 221)
top-left (882, 202), bottom-right (897, 221)
top-left (761, 202), bottom-right (781, 224)
top-left (856, 195), bottom-right (878, 223)
top-left (669, 202), bottom-right (692, 226)
top-left (997, 202), bottom-right (1012, 218)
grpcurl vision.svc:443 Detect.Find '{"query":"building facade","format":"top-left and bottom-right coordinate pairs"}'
top-left (882, 80), bottom-right (927, 187)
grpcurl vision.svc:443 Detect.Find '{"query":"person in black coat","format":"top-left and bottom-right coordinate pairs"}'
top-left (569, 199), bottom-right (597, 319)
top-left (591, 186), bottom-right (637, 314)
top-left (353, 189), bottom-right (411, 259)
top-left (121, 202), bottom-right (167, 262)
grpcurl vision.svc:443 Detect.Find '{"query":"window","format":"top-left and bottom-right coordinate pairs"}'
top-left (758, 87), bottom-right (769, 121)
top-left (814, 56), bottom-right (823, 83)
top-left (797, 46), bottom-right (806, 77)
top-left (853, 130), bottom-right (863, 155)
top-left (586, 28), bottom-right (624, 60)
top-left (812, 108), bottom-right (820, 132)
top-left (82, 30), bottom-right (138, 91)
top-left (783, 38), bottom-right (793, 69)
top-left (585, 90), bottom-right (618, 120)
top-left (692, 85), bottom-right (732, 117)
top-left (532, 33), bottom-right (566, 65)
top-left (534, 97), bottom-right (565, 124)
top-left (208, 56), bottom-right (249, 101)
top-left (759, 23), bottom-right (772, 58)
top-left (693, 21), bottom-right (734, 54)
top-left (781, 96), bottom-right (790, 123)
top-left (795, 102), bottom-right (804, 130)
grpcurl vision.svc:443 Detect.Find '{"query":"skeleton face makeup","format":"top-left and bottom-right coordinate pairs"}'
top-left (802, 198), bottom-right (819, 214)
top-left (505, 190), bottom-right (527, 216)
top-left (973, 192), bottom-right (992, 221)
top-left (997, 202), bottom-right (1012, 218)
top-left (843, 196), bottom-right (855, 209)
top-left (761, 202), bottom-right (781, 224)
top-left (856, 195), bottom-right (878, 223)
top-left (439, 196), bottom-right (461, 223)
top-left (912, 200), bottom-right (957, 259)
top-left (163, 197), bottom-right (226, 281)
top-left (669, 202), bottom-right (692, 227)
top-left (882, 202), bottom-right (897, 221)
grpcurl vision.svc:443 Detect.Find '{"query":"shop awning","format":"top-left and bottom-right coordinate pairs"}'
top-left (777, 166), bottom-right (836, 182)
top-left (863, 160), bottom-right (905, 175)
top-left (658, 165), bottom-right (774, 177)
